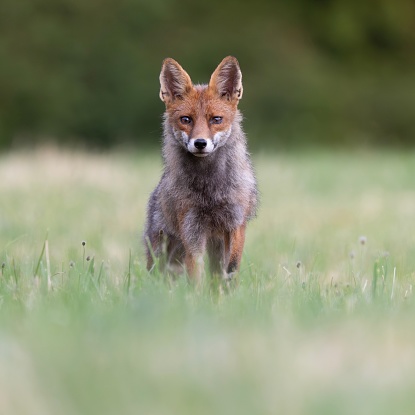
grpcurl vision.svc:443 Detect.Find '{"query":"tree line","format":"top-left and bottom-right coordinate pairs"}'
top-left (1, 0), bottom-right (414, 149)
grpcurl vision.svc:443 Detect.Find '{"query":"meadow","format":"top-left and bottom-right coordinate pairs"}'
top-left (1, 147), bottom-right (415, 414)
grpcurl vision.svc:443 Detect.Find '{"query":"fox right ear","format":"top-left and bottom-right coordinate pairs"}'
top-left (159, 58), bottom-right (193, 103)
top-left (209, 56), bottom-right (243, 102)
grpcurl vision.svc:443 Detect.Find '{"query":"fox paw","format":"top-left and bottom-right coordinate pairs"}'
top-left (223, 271), bottom-right (235, 281)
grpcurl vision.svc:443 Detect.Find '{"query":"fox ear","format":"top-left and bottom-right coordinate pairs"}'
top-left (159, 58), bottom-right (193, 103)
top-left (209, 56), bottom-right (243, 102)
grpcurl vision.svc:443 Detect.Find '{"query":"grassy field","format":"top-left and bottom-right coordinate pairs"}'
top-left (1, 147), bottom-right (415, 414)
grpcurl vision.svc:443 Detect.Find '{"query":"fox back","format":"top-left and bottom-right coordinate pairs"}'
top-left (144, 56), bottom-right (257, 281)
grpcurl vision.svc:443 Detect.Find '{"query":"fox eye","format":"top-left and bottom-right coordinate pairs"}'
top-left (180, 116), bottom-right (192, 125)
top-left (211, 116), bottom-right (223, 125)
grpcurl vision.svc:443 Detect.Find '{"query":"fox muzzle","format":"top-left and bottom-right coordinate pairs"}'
top-left (187, 138), bottom-right (215, 157)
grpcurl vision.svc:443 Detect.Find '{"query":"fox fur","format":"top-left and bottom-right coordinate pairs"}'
top-left (144, 56), bottom-right (258, 281)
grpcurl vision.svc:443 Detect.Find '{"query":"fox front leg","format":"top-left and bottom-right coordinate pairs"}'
top-left (179, 211), bottom-right (207, 284)
top-left (183, 251), bottom-right (205, 283)
top-left (224, 224), bottom-right (246, 279)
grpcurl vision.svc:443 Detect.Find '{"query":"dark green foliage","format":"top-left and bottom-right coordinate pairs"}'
top-left (0, 0), bottom-right (414, 148)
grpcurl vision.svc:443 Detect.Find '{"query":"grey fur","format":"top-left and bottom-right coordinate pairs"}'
top-left (144, 94), bottom-right (257, 279)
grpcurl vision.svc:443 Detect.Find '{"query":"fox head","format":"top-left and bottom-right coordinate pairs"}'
top-left (159, 56), bottom-right (243, 157)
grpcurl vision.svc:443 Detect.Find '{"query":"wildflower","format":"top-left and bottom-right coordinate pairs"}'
top-left (359, 236), bottom-right (367, 245)
top-left (296, 261), bottom-right (302, 269)
top-left (82, 241), bottom-right (86, 247)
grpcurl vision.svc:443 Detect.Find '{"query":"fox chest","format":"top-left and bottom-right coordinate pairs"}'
top-left (164, 184), bottom-right (246, 233)
top-left (192, 193), bottom-right (244, 230)
top-left (187, 200), bottom-right (244, 235)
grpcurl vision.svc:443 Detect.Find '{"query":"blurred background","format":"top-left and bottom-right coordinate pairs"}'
top-left (1, 0), bottom-right (414, 150)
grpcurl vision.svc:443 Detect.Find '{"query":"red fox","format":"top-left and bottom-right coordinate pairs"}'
top-left (144, 56), bottom-right (258, 282)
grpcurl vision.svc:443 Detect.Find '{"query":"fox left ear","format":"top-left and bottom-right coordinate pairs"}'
top-left (159, 58), bottom-right (193, 104)
top-left (209, 56), bottom-right (243, 102)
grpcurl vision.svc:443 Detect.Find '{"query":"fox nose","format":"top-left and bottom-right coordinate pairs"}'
top-left (194, 139), bottom-right (207, 150)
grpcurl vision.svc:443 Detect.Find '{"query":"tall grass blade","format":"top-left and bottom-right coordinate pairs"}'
top-left (34, 232), bottom-right (48, 278)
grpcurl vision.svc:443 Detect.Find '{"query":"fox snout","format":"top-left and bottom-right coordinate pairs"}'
top-left (175, 130), bottom-right (216, 157)
top-left (194, 138), bottom-right (207, 149)
top-left (188, 137), bottom-right (214, 157)
top-left (186, 130), bottom-right (233, 157)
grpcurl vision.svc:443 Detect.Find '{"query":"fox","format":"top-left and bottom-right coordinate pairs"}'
top-left (144, 56), bottom-right (258, 282)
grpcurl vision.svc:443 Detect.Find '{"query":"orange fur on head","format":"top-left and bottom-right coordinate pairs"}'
top-left (159, 57), bottom-right (243, 142)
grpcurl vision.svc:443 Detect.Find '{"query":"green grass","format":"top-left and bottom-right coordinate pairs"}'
top-left (1, 147), bottom-right (415, 415)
